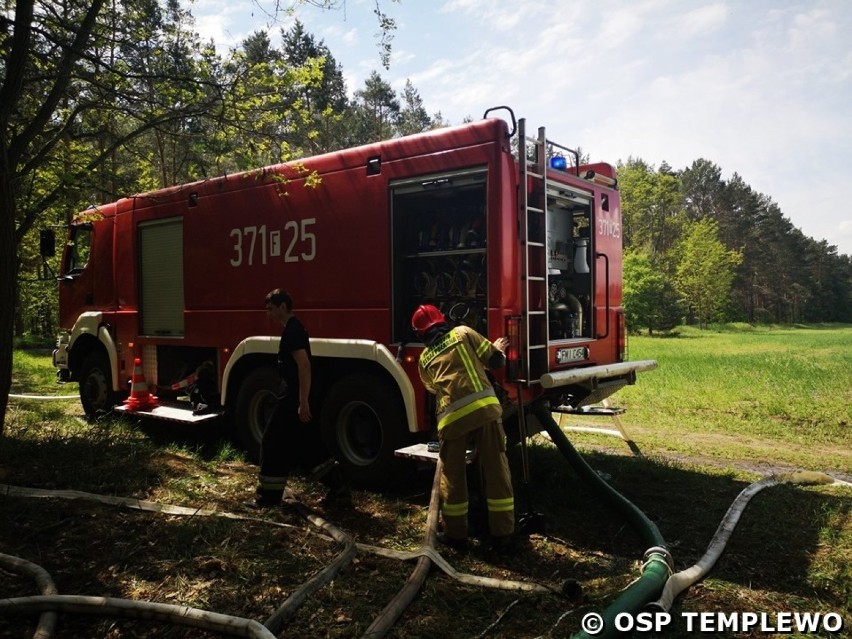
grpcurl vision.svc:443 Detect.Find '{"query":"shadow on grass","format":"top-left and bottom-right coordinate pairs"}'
top-left (4, 413), bottom-right (847, 602)
top-left (0, 491), bottom-right (346, 637)
top-left (2, 410), bottom-right (849, 637)
top-left (510, 440), bottom-right (850, 604)
top-left (0, 410), bottom-right (249, 499)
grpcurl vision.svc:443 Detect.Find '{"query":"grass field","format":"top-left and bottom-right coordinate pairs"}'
top-left (1, 325), bottom-right (850, 638)
top-left (614, 324), bottom-right (852, 474)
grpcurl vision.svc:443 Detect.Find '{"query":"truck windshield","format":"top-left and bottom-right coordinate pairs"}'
top-left (63, 224), bottom-right (93, 275)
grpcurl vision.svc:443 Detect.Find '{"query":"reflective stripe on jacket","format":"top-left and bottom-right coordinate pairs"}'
top-left (419, 326), bottom-right (503, 432)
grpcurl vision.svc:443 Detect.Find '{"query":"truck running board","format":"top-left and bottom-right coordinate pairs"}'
top-left (113, 400), bottom-right (223, 424)
top-left (550, 399), bottom-right (641, 456)
top-left (394, 443), bottom-right (474, 466)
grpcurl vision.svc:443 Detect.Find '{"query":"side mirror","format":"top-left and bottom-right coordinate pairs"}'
top-left (39, 229), bottom-right (56, 257)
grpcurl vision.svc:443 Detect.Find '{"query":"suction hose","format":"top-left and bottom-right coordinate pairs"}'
top-left (648, 471), bottom-right (837, 613)
top-left (531, 403), bottom-right (672, 639)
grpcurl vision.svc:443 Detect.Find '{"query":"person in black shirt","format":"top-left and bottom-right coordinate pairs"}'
top-left (251, 288), bottom-right (348, 508)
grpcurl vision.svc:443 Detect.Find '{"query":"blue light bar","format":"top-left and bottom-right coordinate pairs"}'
top-left (550, 155), bottom-right (567, 171)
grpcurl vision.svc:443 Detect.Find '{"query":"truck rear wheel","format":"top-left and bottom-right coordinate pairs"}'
top-left (80, 351), bottom-right (120, 418)
top-left (321, 374), bottom-right (407, 488)
top-left (234, 366), bottom-right (279, 462)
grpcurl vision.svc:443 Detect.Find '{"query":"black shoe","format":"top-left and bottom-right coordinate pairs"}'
top-left (310, 459), bottom-right (339, 481)
top-left (436, 532), bottom-right (469, 551)
top-left (486, 534), bottom-right (519, 555)
top-left (322, 484), bottom-right (352, 508)
top-left (242, 498), bottom-right (281, 510)
top-left (280, 497), bottom-right (302, 514)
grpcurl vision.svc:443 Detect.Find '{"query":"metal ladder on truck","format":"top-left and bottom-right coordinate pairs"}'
top-left (514, 120), bottom-right (578, 534)
top-left (516, 123), bottom-right (638, 454)
top-left (516, 119), bottom-right (548, 386)
top-left (517, 119), bottom-right (581, 384)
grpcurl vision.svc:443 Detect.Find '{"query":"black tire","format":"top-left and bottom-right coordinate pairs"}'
top-left (233, 366), bottom-right (279, 462)
top-left (320, 374), bottom-right (408, 488)
top-left (79, 350), bottom-right (121, 418)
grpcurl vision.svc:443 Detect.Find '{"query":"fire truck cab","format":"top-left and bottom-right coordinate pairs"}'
top-left (53, 108), bottom-right (656, 486)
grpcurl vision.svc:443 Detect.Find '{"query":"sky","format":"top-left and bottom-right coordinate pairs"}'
top-left (191, 0), bottom-right (852, 257)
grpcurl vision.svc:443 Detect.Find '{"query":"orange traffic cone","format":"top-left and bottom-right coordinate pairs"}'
top-left (124, 357), bottom-right (158, 411)
top-left (171, 372), bottom-right (198, 392)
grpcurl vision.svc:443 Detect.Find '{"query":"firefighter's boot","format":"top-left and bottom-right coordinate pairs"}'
top-left (318, 463), bottom-right (351, 508)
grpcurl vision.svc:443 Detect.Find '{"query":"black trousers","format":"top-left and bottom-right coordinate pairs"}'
top-left (255, 395), bottom-right (331, 503)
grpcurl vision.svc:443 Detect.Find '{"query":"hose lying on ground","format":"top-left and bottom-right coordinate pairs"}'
top-left (0, 553), bottom-right (58, 639)
top-left (362, 459), bottom-right (444, 639)
top-left (8, 394), bottom-right (78, 401)
top-left (0, 483), bottom-right (547, 593)
top-left (535, 403), bottom-right (851, 638)
top-left (0, 484), bottom-right (299, 527)
top-left (648, 470), bottom-right (837, 613)
top-left (264, 498), bottom-right (357, 634)
top-left (532, 402), bottom-right (673, 639)
top-left (1, 479), bottom-right (552, 639)
top-left (0, 595), bottom-right (276, 639)
top-left (355, 543), bottom-right (550, 593)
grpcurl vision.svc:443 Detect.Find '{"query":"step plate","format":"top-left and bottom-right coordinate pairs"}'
top-left (114, 401), bottom-right (222, 424)
top-left (394, 443), bottom-right (474, 465)
top-left (551, 405), bottom-right (625, 416)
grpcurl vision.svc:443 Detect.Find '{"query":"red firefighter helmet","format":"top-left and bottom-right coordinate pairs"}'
top-left (411, 304), bottom-right (446, 336)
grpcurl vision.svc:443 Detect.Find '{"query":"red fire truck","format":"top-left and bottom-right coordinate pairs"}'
top-left (52, 107), bottom-right (656, 485)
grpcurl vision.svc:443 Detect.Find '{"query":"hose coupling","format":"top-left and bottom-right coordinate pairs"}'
top-left (642, 545), bottom-right (674, 574)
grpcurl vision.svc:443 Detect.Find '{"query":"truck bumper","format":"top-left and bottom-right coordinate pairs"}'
top-left (53, 334), bottom-right (71, 381)
top-left (539, 359), bottom-right (658, 390)
top-left (53, 335), bottom-right (69, 369)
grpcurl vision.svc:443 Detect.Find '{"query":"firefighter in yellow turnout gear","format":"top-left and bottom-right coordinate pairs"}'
top-left (412, 304), bottom-right (514, 550)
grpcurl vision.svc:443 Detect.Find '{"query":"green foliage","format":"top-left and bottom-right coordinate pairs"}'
top-left (621, 157), bottom-right (852, 329)
top-left (215, 47), bottom-right (325, 171)
top-left (622, 250), bottom-right (681, 334)
top-left (397, 80), bottom-right (432, 136)
top-left (675, 219), bottom-right (743, 327)
top-left (279, 20), bottom-right (349, 154)
top-left (351, 70), bottom-right (401, 143)
top-left (618, 158), bottom-right (684, 264)
top-left (5, 2), bottom-right (436, 350)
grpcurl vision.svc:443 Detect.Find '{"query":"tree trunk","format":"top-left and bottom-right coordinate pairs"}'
top-left (0, 173), bottom-right (18, 439)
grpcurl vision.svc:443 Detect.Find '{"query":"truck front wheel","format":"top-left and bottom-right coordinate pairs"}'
top-left (79, 351), bottom-right (120, 418)
top-left (321, 374), bottom-right (408, 488)
top-left (233, 366), bottom-right (278, 462)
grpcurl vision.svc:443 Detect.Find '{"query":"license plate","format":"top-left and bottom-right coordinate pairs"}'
top-left (556, 347), bottom-right (587, 364)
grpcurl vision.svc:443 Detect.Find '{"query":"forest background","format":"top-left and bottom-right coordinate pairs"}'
top-left (3, 0), bottom-right (851, 436)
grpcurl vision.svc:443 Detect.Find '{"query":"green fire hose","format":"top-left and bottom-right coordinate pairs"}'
top-left (531, 403), bottom-right (672, 639)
